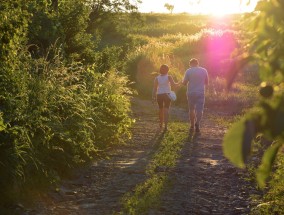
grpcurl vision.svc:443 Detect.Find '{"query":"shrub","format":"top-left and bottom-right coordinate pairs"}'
top-left (0, 0), bottom-right (134, 206)
top-left (0, 47), bottom-right (133, 204)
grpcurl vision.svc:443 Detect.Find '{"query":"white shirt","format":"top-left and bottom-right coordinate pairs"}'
top-left (156, 75), bottom-right (171, 94)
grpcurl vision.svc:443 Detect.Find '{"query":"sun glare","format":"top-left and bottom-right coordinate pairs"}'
top-left (199, 0), bottom-right (246, 16)
top-left (138, 0), bottom-right (259, 15)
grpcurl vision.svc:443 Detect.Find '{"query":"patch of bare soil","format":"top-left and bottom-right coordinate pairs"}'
top-left (25, 98), bottom-right (257, 215)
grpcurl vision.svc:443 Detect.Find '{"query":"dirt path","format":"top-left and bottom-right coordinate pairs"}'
top-left (154, 114), bottom-right (255, 214)
top-left (28, 98), bottom-right (256, 215)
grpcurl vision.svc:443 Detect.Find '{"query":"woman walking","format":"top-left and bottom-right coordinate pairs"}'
top-left (152, 64), bottom-right (180, 130)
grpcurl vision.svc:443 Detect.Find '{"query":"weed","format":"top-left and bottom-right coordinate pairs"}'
top-left (250, 153), bottom-right (284, 214)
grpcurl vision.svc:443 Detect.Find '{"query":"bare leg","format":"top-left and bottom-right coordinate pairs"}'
top-left (159, 108), bottom-right (164, 128)
top-left (196, 111), bottom-right (203, 126)
top-left (189, 109), bottom-right (196, 128)
top-left (164, 108), bottom-right (169, 129)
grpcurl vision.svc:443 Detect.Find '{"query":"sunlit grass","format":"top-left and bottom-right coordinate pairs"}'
top-left (207, 113), bottom-right (242, 128)
top-left (206, 77), bottom-right (258, 107)
top-left (126, 26), bottom-right (241, 99)
top-left (121, 122), bottom-right (188, 214)
top-left (251, 151), bottom-right (284, 215)
top-left (121, 174), bottom-right (169, 215)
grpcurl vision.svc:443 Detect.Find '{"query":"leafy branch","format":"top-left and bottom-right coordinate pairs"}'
top-left (223, 0), bottom-right (284, 188)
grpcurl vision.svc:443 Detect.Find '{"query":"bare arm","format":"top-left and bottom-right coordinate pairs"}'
top-left (182, 74), bottom-right (188, 86)
top-left (168, 75), bottom-right (180, 88)
top-left (152, 77), bottom-right (158, 100)
top-left (205, 71), bottom-right (209, 94)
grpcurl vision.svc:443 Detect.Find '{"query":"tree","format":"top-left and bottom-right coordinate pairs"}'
top-left (164, 3), bottom-right (174, 14)
top-left (26, 0), bottom-right (141, 63)
top-left (86, 0), bottom-right (141, 33)
top-left (223, 0), bottom-right (284, 187)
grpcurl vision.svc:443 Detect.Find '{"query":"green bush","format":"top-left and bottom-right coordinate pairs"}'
top-left (0, 47), bottom-right (133, 203)
top-left (94, 46), bottom-right (125, 73)
top-left (251, 155), bottom-right (284, 214)
top-left (0, 0), bottom-right (135, 206)
top-left (28, 0), bottom-right (97, 64)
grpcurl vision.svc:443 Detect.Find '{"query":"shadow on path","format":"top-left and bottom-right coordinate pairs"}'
top-left (154, 115), bottom-right (257, 215)
top-left (28, 98), bottom-right (257, 215)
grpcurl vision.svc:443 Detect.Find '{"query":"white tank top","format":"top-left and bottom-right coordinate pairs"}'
top-left (157, 75), bottom-right (171, 94)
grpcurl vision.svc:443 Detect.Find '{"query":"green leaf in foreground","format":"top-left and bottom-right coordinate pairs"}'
top-left (256, 141), bottom-right (282, 188)
top-left (223, 119), bottom-right (255, 168)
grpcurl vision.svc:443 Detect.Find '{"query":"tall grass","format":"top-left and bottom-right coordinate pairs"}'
top-left (126, 26), bottom-right (241, 99)
top-left (0, 47), bottom-right (133, 203)
top-left (251, 154), bottom-right (284, 214)
top-left (125, 35), bottom-right (184, 97)
top-left (130, 22), bottom-right (202, 37)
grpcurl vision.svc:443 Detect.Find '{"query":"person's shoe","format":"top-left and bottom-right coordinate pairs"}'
top-left (195, 124), bottom-right (200, 133)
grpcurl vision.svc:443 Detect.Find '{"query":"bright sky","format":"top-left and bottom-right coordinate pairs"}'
top-left (138, 0), bottom-right (259, 15)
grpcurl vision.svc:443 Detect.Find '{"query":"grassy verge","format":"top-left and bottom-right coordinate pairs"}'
top-left (250, 150), bottom-right (284, 214)
top-left (120, 122), bottom-right (188, 214)
top-left (207, 113), bottom-right (242, 128)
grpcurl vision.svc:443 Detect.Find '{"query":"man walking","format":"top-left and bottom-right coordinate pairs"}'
top-left (182, 58), bottom-right (209, 133)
